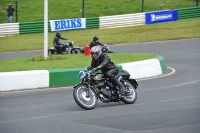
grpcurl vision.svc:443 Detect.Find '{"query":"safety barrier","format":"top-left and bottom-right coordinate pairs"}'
top-left (100, 13), bottom-right (145, 29)
top-left (0, 7), bottom-right (199, 36)
top-left (0, 70), bottom-right (49, 91)
top-left (19, 21), bottom-right (51, 34)
top-left (49, 65), bottom-right (122, 87)
top-left (178, 6), bottom-right (200, 20)
top-left (0, 23), bottom-right (19, 37)
top-left (18, 18), bottom-right (99, 34)
top-left (145, 9), bottom-right (178, 25)
top-left (86, 17), bottom-right (99, 29)
top-left (0, 56), bottom-right (166, 91)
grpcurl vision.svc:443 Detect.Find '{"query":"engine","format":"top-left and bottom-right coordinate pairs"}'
top-left (96, 81), bottom-right (105, 87)
top-left (94, 79), bottom-right (112, 102)
top-left (99, 86), bottom-right (112, 102)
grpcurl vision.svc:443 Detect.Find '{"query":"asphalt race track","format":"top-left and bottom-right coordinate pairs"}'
top-left (0, 38), bottom-right (200, 133)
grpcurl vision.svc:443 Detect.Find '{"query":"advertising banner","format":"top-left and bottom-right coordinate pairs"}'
top-left (50, 18), bottom-right (86, 31)
top-left (145, 10), bottom-right (178, 24)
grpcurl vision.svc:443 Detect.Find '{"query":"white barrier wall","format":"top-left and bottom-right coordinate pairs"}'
top-left (0, 70), bottom-right (49, 91)
top-left (100, 13), bottom-right (145, 29)
top-left (120, 59), bottom-right (162, 79)
top-left (0, 23), bottom-right (19, 37)
top-left (0, 58), bottom-right (165, 91)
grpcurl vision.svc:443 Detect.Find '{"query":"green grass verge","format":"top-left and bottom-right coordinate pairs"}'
top-left (0, 53), bottom-right (157, 72)
top-left (0, 18), bottom-right (199, 53)
top-left (0, 0), bottom-right (196, 23)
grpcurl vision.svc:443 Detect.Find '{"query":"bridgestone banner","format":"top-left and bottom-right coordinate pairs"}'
top-left (50, 18), bottom-right (86, 31)
top-left (145, 10), bottom-right (178, 24)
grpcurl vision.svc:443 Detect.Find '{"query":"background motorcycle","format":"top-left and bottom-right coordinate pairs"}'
top-left (81, 44), bottom-right (115, 54)
top-left (73, 69), bottom-right (138, 110)
top-left (102, 44), bottom-right (115, 53)
top-left (48, 40), bottom-right (82, 55)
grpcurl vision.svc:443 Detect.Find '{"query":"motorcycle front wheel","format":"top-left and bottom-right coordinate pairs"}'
top-left (73, 85), bottom-right (97, 110)
top-left (121, 80), bottom-right (137, 104)
top-left (70, 48), bottom-right (82, 54)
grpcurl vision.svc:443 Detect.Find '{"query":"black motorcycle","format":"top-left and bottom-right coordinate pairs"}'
top-left (102, 44), bottom-right (115, 53)
top-left (48, 40), bottom-right (82, 55)
top-left (73, 69), bottom-right (138, 110)
top-left (81, 44), bottom-right (115, 54)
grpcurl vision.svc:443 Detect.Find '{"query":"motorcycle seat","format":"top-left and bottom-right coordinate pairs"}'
top-left (115, 70), bottom-right (130, 78)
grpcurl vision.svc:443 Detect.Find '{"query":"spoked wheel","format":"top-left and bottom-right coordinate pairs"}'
top-left (73, 85), bottom-right (97, 110)
top-left (48, 50), bottom-right (57, 55)
top-left (71, 48), bottom-right (82, 54)
top-left (121, 80), bottom-right (137, 104)
top-left (48, 49), bottom-right (56, 55)
top-left (48, 50), bottom-right (52, 55)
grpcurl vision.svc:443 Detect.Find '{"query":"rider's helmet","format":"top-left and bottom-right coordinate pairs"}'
top-left (93, 36), bottom-right (99, 41)
top-left (56, 32), bottom-right (61, 38)
top-left (90, 46), bottom-right (102, 60)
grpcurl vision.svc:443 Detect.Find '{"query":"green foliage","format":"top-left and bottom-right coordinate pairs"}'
top-left (0, 53), bottom-right (157, 72)
top-left (0, 0), bottom-right (196, 23)
top-left (31, 55), bottom-right (65, 62)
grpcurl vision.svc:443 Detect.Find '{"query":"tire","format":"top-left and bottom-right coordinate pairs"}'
top-left (81, 48), bottom-right (84, 53)
top-left (121, 80), bottom-right (137, 104)
top-left (48, 49), bottom-right (57, 55)
top-left (70, 48), bottom-right (82, 54)
top-left (48, 50), bottom-right (53, 55)
top-left (73, 85), bottom-right (97, 110)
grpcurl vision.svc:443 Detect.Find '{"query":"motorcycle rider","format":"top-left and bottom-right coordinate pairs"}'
top-left (89, 46), bottom-right (131, 96)
top-left (53, 32), bottom-right (69, 52)
top-left (89, 36), bottom-right (104, 49)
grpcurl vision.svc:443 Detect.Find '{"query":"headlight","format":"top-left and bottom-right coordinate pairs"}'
top-left (78, 71), bottom-right (86, 79)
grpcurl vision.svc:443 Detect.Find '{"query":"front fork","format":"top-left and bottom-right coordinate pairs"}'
top-left (86, 73), bottom-right (91, 97)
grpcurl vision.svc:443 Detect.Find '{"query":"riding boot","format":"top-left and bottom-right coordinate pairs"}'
top-left (114, 80), bottom-right (125, 91)
top-left (112, 79), bottom-right (131, 96)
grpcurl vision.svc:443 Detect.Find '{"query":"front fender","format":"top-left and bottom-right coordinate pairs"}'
top-left (73, 83), bottom-right (85, 88)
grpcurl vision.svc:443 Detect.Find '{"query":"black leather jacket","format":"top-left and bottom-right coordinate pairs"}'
top-left (7, 6), bottom-right (15, 16)
top-left (89, 40), bottom-right (103, 49)
top-left (90, 53), bottom-right (118, 73)
top-left (53, 36), bottom-right (67, 46)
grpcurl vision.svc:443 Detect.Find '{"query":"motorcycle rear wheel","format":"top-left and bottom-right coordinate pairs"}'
top-left (121, 80), bottom-right (137, 104)
top-left (48, 49), bottom-right (57, 55)
top-left (48, 50), bottom-right (51, 55)
top-left (73, 85), bottom-right (97, 110)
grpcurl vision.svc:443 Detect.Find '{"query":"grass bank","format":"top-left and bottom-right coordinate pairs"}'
top-left (0, 18), bottom-right (199, 52)
top-left (0, 0), bottom-right (196, 23)
top-left (0, 53), bottom-right (157, 72)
